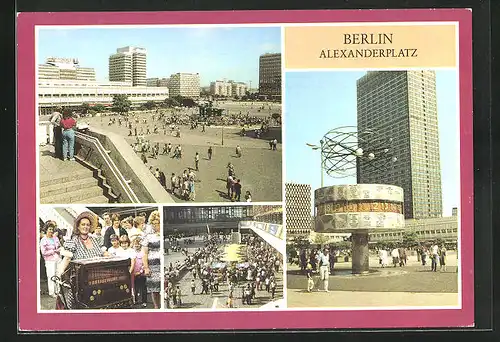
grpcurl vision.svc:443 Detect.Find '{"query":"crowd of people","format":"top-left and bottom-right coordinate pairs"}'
top-left (39, 210), bottom-right (162, 309)
top-left (164, 231), bottom-right (283, 309)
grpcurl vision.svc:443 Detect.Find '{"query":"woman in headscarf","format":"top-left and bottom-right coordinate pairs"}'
top-left (141, 210), bottom-right (161, 309)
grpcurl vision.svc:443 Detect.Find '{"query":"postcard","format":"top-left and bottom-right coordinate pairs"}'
top-left (17, 9), bottom-right (473, 331)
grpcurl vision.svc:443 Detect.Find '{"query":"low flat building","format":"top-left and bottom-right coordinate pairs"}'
top-left (37, 79), bottom-right (169, 115)
top-left (369, 216), bottom-right (458, 244)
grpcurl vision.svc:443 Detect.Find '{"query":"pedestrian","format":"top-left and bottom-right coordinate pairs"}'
top-left (175, 285), bottom-right (182, 306)
top-left (306, 262), bottom-right (314, 292)
top-left (49, 108), bottom-right (63, 160)
top-left (391, 247), bottom-right (400, 267)
top-left (236, 145), bottom-right (242, 157)
top-left (431, 243), bottom-right (439, 272)
top-left (439, 245), bottom-right (447, 272)
top-left (195, 152), bottom-right (200, 171)
top-left (317, 248), bottom-right (330, 292)
top-left (245, 191), bottom-right (252, 202)
top-left (208, 146), bottom-right (213, 160)
top-left (227, 175), bottom-right (234, 199)
top-left (233, 179), bottom-right (242, 201)
top-left (60, 110), bottom-right (77, 161)
top-left (191, 279), bottom-right (196, 294)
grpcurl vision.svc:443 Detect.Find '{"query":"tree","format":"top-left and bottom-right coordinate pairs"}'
top-left (402, 231), bottom-right (419, 248)
top-left (163, 97), bottom-right (180, 108)
top-left (112, 94), bottom-right (132, 114)
top-left (313, 233), bottom-right (330, 247)
top-left (80, 102), bottom-right (90, 114)
top-left (143, 100), bottom-right (157, 110)
top-left (94, 104), bottom-right (106, 112)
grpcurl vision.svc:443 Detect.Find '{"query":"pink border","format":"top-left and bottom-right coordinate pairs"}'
top-left (17, 9), bottom-right (473, 331)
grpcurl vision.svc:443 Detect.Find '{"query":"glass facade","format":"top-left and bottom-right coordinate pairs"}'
top-left (163, 206), bottom-right (251, 224)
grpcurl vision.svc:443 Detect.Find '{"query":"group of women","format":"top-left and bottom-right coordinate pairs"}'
top-left (39, 209), bottom-right (162, 309)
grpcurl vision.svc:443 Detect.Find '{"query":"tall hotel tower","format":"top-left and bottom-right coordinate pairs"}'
top-left (108, 46), bottom-right (147, 86)
top-left (258, 53), bottom-right (282, 98)
top-left (356, 71), bottom-right (443, 219)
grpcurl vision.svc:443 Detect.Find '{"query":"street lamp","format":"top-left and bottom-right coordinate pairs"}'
top-left (306, 139), bottom-right (325, 187)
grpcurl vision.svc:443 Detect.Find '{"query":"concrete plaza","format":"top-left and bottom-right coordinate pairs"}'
top-left (286, 251), bottom-right (460, 308)
top-left (41, 103), bottom-right (283, 203)
top-left (165, 236), bottom-right (284, 309)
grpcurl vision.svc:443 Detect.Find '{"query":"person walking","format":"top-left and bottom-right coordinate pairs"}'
top-left (208, 146), bottom-right (213, 160)
top-left (391, 247), bottom-right (400, 267)
top-left (431, 243), bottom-right (440, 272)
top-left (60, 110), bottom-right (77, 161)
top-left (233, 179), bottom-right (242, 202)
top-left (195, 152), bottom-right (200, 171)
top-left (235, 145), bottom-right (242, 158)
top-left (439, 245), bottom-right (447, 272)
top-left (306, 262), bottom-right (314, 292)
top-left (49, 108), bottom-right (63, 160)
top-left (317, 248), bottom-right (330, 292)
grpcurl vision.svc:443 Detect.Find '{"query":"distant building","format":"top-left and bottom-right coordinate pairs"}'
top-left (37, 79), bottom-right (168, 115)
top-left (168, 73), bottom-right (200, 99)
top-left (209, 80), bottom-right (248, 97)
top-left (147, 77), bottom-right (170, 87)
top-left (38, 57), bottom-right (96, 81)
top-left (452, 207), bottom-right (458, 216)
top-left (259, 53), bottom-right (281, 99)
top-left (369, 216), bottom-right (458, 244)
top-left (109, 46), bottom-right (147, 86)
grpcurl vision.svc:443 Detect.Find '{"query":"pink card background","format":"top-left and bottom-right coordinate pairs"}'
top-left (17, 9), bottom-right (473, 331)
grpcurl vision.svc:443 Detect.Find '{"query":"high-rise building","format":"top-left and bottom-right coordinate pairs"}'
top-left (356, 70), bottom-right (443, 219)
top-left (37, 57), bottom-right (96, 81)
top-left (168, 73), bottom-right (200, 99)
top-left (258, 53), bottom-right (281, 98)
top-left (109, 46), bottom-right (147, 86)
top-left (285, 183), bottom-right (313, 239)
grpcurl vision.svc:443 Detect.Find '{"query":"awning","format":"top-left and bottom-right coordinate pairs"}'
top-left (250, 227), bottom-right (285, 255)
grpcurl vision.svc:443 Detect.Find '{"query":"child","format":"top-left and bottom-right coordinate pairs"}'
top-left (130, 238), bottom-right (147, 306)
top-left (306, 263), bottom-right (314, 292)
top-left (107, 235), bottom-right (121, 256)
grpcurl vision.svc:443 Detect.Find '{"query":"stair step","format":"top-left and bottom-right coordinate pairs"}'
top-left (74, 195), bottom-right (110, 204)
top-left (40, 177), bottom-right (98, 198)
top-left (41, 186), bottom-right (105, 204)
top-left (40, 169), bottom-right (93, 188)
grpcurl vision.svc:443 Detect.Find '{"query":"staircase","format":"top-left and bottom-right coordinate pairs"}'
top-left (40, 165), bottom-right (110, 204)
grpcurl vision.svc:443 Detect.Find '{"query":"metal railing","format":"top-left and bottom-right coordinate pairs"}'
top-left (75, 131), bottom-right (140, 203)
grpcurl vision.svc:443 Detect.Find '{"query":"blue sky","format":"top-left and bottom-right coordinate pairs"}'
top-left (284, 70), bottom-right (459, 216)
top-left (37, 26), bottom-right (281, 86)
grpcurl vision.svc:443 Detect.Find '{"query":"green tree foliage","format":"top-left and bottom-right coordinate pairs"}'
top-left (313, 233), bottom-right (329, 246)
top-left (93, 104), bottom-right (106, 112)
top-left (143, 101), bottom-right (157, 110)
top-left (80, 102), bottom-right (90, 114)
top-left (402, 231), bottom-right (419, 248)
top-left (112, 94), bottom-right (132, 114)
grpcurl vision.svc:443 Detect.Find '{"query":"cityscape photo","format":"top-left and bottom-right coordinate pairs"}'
top-left (284, 70), bottom-right (460, 308)
top-left (37, 26), bottom-right (283, 205)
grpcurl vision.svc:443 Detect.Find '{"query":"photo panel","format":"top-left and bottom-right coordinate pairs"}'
top-left (283, 23), bottom-right (463, 309)
top-left (36, 25), bottom-right (283, 205)
top-left (163, 204), bottom-right (285, 310)
top-left (38, 205), bottom-right (162, 310)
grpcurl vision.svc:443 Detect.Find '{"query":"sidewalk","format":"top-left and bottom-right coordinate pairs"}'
top-left (287, 289), bottom-right (459, 308)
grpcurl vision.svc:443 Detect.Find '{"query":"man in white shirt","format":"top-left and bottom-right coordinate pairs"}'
top-left (316, 248), bottom-right (330, 292)
top-left (101, 212), bottom-right (112, 237)
top-left (391, 248), bottom-right (400, 267)
top-left (49, 109), bottom-right (63, 159)
top-left (431, 244), bottom-right (439, 272)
